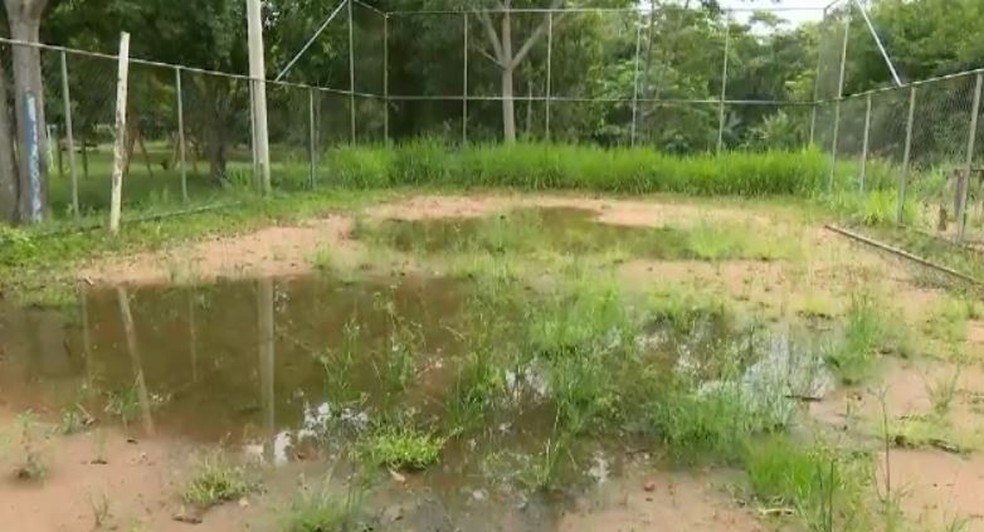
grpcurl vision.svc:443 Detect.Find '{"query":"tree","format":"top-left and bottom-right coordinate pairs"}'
top-left (474, 0), bottom-right (560, 143)
top-left (4, 0), bottom-right (49, 224)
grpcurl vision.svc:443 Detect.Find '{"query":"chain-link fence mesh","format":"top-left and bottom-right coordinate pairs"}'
top-left (9, 2), bottom-right (984, 241)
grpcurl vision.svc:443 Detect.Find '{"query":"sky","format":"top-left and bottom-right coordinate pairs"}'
top-left (719, 0), bottom-right (830, 26)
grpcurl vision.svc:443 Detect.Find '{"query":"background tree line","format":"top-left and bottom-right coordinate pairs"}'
top-left (0, 0), bottom-right (982, 224)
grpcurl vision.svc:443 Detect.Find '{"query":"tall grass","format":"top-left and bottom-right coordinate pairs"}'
top-left (326, 140), bottom-right (828, 196)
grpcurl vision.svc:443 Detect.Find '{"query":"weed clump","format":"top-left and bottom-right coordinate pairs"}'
top-left (283, 479), bottom-right (364, 532)
top-left (181, 455), bottom-right (255, 508)
top-left (358, 427), bottom-right (444, 471)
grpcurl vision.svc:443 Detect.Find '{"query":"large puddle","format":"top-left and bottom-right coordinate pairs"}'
top-left (0, 269), bottom-right (833, 527)
top-left (363, 207), bottom-right (759, 260)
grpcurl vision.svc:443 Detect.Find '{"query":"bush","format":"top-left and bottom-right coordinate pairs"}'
top-left (324, 142), bottom-right (828, 196)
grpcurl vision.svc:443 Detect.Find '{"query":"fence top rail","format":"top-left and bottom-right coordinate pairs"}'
top-left (0, 35), bottom-right (369, 96)
top-left (385, 94), bottom-right (815, 106)
top-left (385, 6), bottom-right (827, 16)
top-left (820, 66), bottom-right (984, 104)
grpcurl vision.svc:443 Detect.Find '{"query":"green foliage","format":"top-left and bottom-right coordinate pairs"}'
top-left (825, 294), bottom-right (901, 386)
top-left (358, 427), bottom-right (445, 471)
top-left (744, 436), bottom-right (870, 531)
top-left (0, 225), bottom-right (35, 266)
top-left (181, 455), bottom-right (254, 508)
top-left (327, 142), bottom-right (828, 196)
top-left (364, 206), bottom-right (798, 262)
top-left (282, 480), bottom-right (364, 532)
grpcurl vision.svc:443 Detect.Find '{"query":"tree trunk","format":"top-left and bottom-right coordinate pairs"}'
top-left (206, 123), bottom-right (227, 184)
top-left (5, 0), bottom-right (50, 224)
top-left (0, 59), bottom-right (18, 223)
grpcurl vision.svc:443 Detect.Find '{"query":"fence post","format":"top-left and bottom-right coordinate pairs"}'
top-left (958, 72), bottom-right (983, 243)
top-left (828, 11), bottom-right (851, 192)
top-left (175, 66), bottom-right (188, 203)
top-left (462, 12), bottom-right (469, 144)
top-left (347, 0), bottom-right (356, 143)
top-left (545, 11), bottom-right (553, 142)
top-left (860, 92), bottom-right (872, 193)
top-left (383, 14), bottom-right (390, 145)
top-left (109, 32), bottom-right (131, 235)
top-left (249, 81), bottom-right (260, 186)
top-left (308, 87), bottom-right (316, 189)
top-left (60, 50), bottom-right (80, 220)
top-left (716, 24), bottom-right (730, 154)
top-left (630, 17), bottom-right (643, 147)
top-left (897, 85), bottom-right (916, 226)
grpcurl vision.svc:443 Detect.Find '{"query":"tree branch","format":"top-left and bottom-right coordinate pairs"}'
top-left (510, 0), bottom-right (565, 69)
top-left (473, 7), bottom-right (504, 66)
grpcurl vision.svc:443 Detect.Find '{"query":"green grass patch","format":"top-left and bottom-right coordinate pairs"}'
top-left (744, 435), bottom-right (872, 531)
top-left (360, 207), bottom-right (797, 261)
top-left (181, 455), bottom-right (255, 508)
top-left (358, 426), bottom-right (445, 471)
top-left (327, 141), bottom-right (828, 196)
top-left (282, 479), bottom-right (364, 532)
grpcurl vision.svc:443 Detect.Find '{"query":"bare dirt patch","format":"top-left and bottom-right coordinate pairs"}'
top-left (79, 216), bottom-right (357, 286)
top-left (558, 469), bottom-right (763, 532)
top-left (0, 416), bottom-right (259, 531)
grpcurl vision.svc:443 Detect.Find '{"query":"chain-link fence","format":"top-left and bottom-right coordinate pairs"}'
top-left (11, 0), bottom-right (984, 239)
top-left (814, 0), bottom-right (984, 243)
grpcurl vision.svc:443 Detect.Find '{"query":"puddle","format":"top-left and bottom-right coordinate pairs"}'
top-left (364, 207), bottom-right (708, 259)
top-left (0, 270), bottom-right (833, 528)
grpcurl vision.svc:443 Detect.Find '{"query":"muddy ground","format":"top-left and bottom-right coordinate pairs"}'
top-left (4, 194), bottom-right (984, 530)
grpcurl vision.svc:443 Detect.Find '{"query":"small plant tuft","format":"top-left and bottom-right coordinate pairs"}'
top-left (358, 426), bottom-right (444, 471)
top-left (181, 454), bottom-right (255, 508)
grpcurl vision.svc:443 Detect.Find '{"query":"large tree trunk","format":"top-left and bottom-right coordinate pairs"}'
top-left (5, 0), bottom-right (50, 224)
top-left (0, 59), bottom-right (18, 223)
top-left (477, 1), bottom-right (559, 144)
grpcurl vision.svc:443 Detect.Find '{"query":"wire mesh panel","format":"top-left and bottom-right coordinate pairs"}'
top-left (179, 69), bottom-right (254, 191)
top-left (266, 82), bottom-right (313, 191)
top-left (721, 103), bottom-right (813, 152)
top-left (54, 48), bottom-right (118, 217)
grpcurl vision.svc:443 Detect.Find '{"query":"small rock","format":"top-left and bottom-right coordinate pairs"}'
top-left (472, 489), bottom-right (487, 501)
top-left (389, 468), bottom-right (407, 484)
top-left (172, 506), bottom-right (204, 525)
top-left (642, 479), bottom-right (656, 492)
top-left (238, 497), bottom-right (249, 508)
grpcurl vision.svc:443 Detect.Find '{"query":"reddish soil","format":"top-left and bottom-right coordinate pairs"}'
top-left (0, 414), bottom-right (260, 531)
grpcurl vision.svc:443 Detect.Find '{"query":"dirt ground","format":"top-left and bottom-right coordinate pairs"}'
top-left (21, 193), bottom-right (984, 529)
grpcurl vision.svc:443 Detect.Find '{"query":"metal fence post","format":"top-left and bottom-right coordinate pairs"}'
top-left (828, 11), bottom-right (851, 192)
top-left (716, 24), bottom-right (730, 154)
top-left (860, 92), bottom-right (872, 193)
top-left (308, 86), bottom-right (316, 189)
top-left (897, 85), bottom-right (916, 226)
top-left (630, 17), bottom-right (643, 147)
top-left (59, 50), bottom-right (80, 220)
top-left (383, 14), bottom-right (390, 145)
top-left (545, 11), bottom-right (553, 142)
top-left (462, 12), bottom-right (469, 144)
top-left (175, 66), bottom-right (188, 202)
top-left (347, 0), bottom-right (356, 143)
top-left (958, 72), bottom-right (983, 242)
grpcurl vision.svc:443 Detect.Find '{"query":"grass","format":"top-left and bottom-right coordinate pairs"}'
top-left (359, 206), bottom-right (799, 262)
top-left (824, 293), bottom-right (909, 385)
top-left (181, 454), bottom-right (255, 508)
top-left (927, 367), bottom-right (962, 417)
top-left (743, 435), bottom-right (871, 531)
top-left (357, 426), bottom-right (445, 471)
top-left (282, 478), bottom-right (364, 532)
top-left (328, 141), bottom-right (829, 195)
top-left (12, 411), bottom-right (48, 482)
